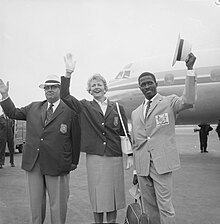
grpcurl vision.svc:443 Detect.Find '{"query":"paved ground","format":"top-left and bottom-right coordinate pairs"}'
top-left (0, 127), bottom-right (220, 224)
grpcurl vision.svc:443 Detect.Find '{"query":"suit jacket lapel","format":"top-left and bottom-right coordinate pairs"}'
top-left (49, 101), bottom-right (64, 124)
top-left (41, 101), bottom-right (48, 126)
top-left (91, 100), bottom-right (104, 116)
top-left (105, 100), bottom-right (114, 118)
top-left (139, 102), bottom-right (145, 124)
top-left (146, 94), bottom-right (163, 118)
top-left (44, 100), bottom-right (64, 126)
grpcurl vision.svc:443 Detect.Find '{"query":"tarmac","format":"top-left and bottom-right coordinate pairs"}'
top-left (0, 126), bottom-right (220, 224)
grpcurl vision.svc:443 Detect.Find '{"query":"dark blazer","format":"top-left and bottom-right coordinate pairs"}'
top-left (0, 115), bottom-right (14, 138)
top-left (60, 76), bottom-right (129, 157)
top-left (0, 98), bottom-right (81, 176)
top-left (198, 124), bottom-right (213, 139)
top-left (0, 115), bottom-right (7, 139)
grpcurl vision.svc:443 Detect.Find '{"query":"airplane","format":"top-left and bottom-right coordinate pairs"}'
top-left (106, 48), bottom-right (220, 125)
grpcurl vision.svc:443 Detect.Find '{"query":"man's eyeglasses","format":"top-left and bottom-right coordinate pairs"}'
top-left (44, 85), bottom-right (60, 91)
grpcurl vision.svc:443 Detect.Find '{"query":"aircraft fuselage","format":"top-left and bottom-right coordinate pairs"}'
top-left (107, 66), bottom-right (220, 125)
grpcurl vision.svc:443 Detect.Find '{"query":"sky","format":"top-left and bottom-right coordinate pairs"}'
top-left (1, 0), bottom-right (220, 107)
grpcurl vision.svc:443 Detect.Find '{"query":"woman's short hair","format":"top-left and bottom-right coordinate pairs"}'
top-left (87, 73), bottom-right (108, 93)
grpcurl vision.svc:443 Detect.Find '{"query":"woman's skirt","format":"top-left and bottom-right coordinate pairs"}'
top-left (86, 154), bottom-right (126, 212)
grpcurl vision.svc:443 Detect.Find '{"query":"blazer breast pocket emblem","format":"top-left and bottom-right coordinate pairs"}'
top-left (155, 113), bottom-right (169, 126)
top-left (114, 117), bottom-right (119, 126)
top-left (60, 124), bottom-right (67, 134)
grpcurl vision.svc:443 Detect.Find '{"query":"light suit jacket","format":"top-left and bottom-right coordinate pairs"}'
top-left (131, 72), bottom-right (196, 176)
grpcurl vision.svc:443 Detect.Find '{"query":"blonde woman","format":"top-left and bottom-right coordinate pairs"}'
top-left (60, 53), bottom-right (132, 223)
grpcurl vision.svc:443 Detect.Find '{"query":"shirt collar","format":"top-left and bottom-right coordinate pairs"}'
top-left (94, 98), bottom-right (108, 106)
top-left (47, 99), bottom-right (60, 111)
top-left (143, 93), bottom-right (158, 106)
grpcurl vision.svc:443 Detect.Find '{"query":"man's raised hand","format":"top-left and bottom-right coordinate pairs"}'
top-left (185, 53), bottom-right (196, 70)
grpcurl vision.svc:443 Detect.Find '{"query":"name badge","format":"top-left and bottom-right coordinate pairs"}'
top-left (155, 113), bottom-right (169, 126)
top-left (60, 124), bottom-right (67, 134)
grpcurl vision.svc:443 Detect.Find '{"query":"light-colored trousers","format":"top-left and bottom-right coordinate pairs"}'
top-left (138, 161), bottom-right (175, 224)
top-left (26, 159), bottom-right (70, 224)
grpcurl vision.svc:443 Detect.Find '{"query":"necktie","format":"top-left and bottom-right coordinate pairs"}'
top-left (45, 103), bottom-right (54, 124)
top-left (145, 100), bottom-right (152, 119)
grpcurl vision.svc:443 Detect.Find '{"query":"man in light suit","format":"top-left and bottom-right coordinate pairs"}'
top-left (131, 53), bottom-right (196, 224)
top-left (0, 75), bottom-right (81, 224)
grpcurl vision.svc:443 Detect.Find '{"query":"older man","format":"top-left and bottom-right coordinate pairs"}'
top-left (0, 75), bottom-right (81, 224)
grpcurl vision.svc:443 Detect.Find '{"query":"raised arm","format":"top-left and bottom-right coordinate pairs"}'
top-left (0, 79), bottom-right (9, 100)
top-left (60, 53), bottom-right (76, 99)
top-left (182, 52), bottom-right (197, 106)
top-left (185, 52), bottom-right (196, 70)
top-left (172, 52), bottom-right (197, 113)
top-left (60, 53), bottom-right (81, 114)
top-left (0, 79), bottom-right (27, 120)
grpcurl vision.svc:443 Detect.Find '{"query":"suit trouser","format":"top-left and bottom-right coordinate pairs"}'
top-left (7, 132), bottom-right (15, 164)
top-left (138, 161), bottom-right (175, 224)
top-left (199, 136), bottom-right (208, 151)
top-left (26, 159), bottom-right (70, 224)
top-left (0, 138), bottom-right (6, 165)
top-left (0, 135), bottom-right (14, 165)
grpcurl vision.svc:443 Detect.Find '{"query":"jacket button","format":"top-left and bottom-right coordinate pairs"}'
top-left (41, 138), bottom-right (43, 141)
top-left (37, 148), bottom-right (39, 151)
top-left (102, 123), bottom-right (104, 126)
top-left (103, 142), bottom-right (106, 145)
top-left (147, 137), bottom-right (151, 140)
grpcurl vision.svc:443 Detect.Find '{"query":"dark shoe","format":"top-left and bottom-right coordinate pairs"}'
top-left (200, 151), bottom-right (204, 153)
top-left (0, 165), bottom-right (3, 169)
top-left (11, 163), bottom-right (15, 167)
top-left (204, 151), bottom-right (208, 153)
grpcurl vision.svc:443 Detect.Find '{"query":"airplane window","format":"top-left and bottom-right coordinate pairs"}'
top-left (164, 73), bottom-right (174, 85)
top-left (210, 69), bottom-right (220, 81)
top-left (123, 70), bottom-right (131, 78)
top-left (123, 63), bottom-right (132, 69)
top-left (115, 71), bottom-right (123, 79)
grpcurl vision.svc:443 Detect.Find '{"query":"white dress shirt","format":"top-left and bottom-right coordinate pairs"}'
top-left (94, 98), bottom-right (108, 115)
top-left (143, 93), bottom-right (158, 117)
top-left (47, 99), bottom-right (60, 112)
